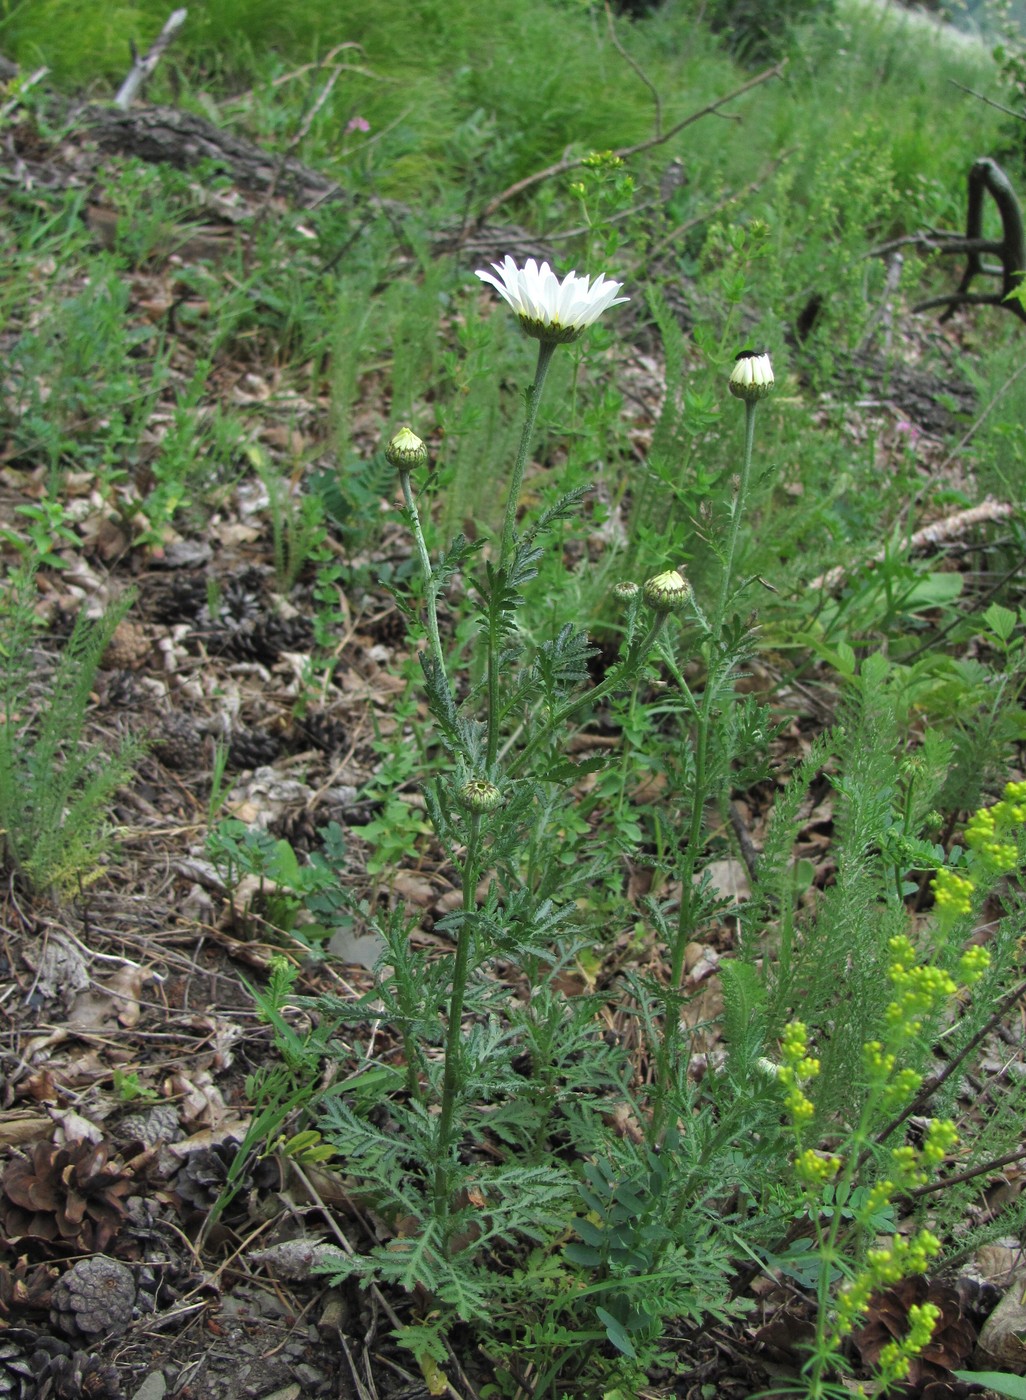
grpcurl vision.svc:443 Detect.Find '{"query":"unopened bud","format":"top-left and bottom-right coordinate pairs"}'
top-left (642, 568), bottom-right (691, 614)
top-left (459, 778), bottom-right (502, 814)
top-left (385, 425), bottom-right (428, 472)
top-left (729, 351), bottom-right (774, 402)
top-left (612, 580), bottom-right (640, 603)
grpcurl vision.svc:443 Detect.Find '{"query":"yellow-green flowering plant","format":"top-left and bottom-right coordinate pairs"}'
top-left (931, 780), bottom-right (1026, 929)
top-left (766, 936), bottom-right (991, 1399)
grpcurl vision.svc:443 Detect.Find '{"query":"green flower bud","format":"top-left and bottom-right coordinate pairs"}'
top-left (385, 425), bottom-right (428, 472)
top-left (459, 778), bottom-right (502, 814)
top-left (642, 568), bottom-right (691, 613)
top-left (612, 580), bottom-right (640, 603)
top-left (729, 351), bottom-right (774, 402)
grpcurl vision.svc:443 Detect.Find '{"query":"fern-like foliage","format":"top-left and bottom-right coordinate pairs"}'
top-left (0, 571), bottom-right (143, 895)
top-left (719, 958), bottom-right (768, 1070)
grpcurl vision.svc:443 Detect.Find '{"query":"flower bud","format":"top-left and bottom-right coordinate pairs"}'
top-left (458, 778), bottom-right (503, 814)
top-left (729, 351), bottom-right (774, 402)
top-left (612, 580), bottom-right (640, 603)
top-left (385, 426), bottom-right (428, 472)
top-left (642, 568), bottom-right (691, 614)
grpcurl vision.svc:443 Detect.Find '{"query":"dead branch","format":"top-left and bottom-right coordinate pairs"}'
top-left (114, 8), bottom-right (188, 111)
top-left (950, 79), bottom-right (1025, 124)
top-left (474, 59), bottom-right (786, 225)
top-left (0, 66), bottom-right (49, 124)
top-left (910, 157), bottom-right (1026, 324)
top-left (604, 1), bottom-right (662, 138)
top-left (809, 497), bottom-right (1015, 594)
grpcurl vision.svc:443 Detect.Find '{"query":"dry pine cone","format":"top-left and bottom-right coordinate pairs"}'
top-left (0, 1329), bottom-right (121, 1400)
top-left (0, 1257), bottom-right (57, 1320)
top-left (0, 1141), bottom-right (132, 1254)
top-left (50, 1258), bottom-right (136, 1341)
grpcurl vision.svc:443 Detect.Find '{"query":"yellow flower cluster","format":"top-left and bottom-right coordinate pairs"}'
top-left (930, 867), bottom-right (972, 918)
top-left (875, 1301), bottom-right (942, 1385)
top-left (965, 800), bottom-right (1020, 873)
top-left (884, 936), bottom-right (957, 1039)
top-left (958, 945), bottom-right (990, 985)
top-left (779, 1021), bottom-right (820, 1127)
top-left (932, 779), bottom-right (1026, 924)
top-left (833, 1229), bottom-right (941, 1338)
top-left (794, 1148), bottom-right (841, 1185)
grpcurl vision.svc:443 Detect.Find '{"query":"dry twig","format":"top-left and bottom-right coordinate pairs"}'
top-left (475, 60), bottom-right (786, 224)
top-left (809, 498), bottom-right (1015, 595)
top-left (114, 8), bottom-right (188, 111)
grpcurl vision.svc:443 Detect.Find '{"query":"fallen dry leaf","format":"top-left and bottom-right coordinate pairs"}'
top-left (0, 1109), bottom-right (52, 1149)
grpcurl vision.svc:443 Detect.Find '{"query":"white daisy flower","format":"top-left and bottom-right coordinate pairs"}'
top-left (729, 351), bottom-right (775, 402)
top-left (475, 256), bottom-right (628, 343)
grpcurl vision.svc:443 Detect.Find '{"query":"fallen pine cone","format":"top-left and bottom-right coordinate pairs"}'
top-left (0, 1141), bottom-right (133, 1255)
top-left (50, 1258), bottom-right (136, 1341)
top-left (0, 1329), bottom-right (121, 1400)
top-left (0, 1256), bottom-right (58, 1320)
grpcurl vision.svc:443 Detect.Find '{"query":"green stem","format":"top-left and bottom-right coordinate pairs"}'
top-left (433, 813), bottom-right (484, 1231)
top-left (652, 397), bottom-right (762, 1141)
top-left (500, 339), bottom-right (557, 570)
top-left (715, 397), bottom-right (759, 631)
top-left (400, 468), bottom-right (446, 682)
top-left (486, 611), bottom-right (501, 769)
top-left (650, 645), bottom-right (714, 1142)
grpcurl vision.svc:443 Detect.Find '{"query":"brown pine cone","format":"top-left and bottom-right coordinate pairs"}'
top-left (35, 1347), bottom-right (122, 1399)
top-left (0, 1256), bottom-right (58, 1320)
top-left (293, 709), bottom-right (348, 756)
top-left (212, 614), bottom-right (311, 663)
top-left (139, 572), bottom-right (207, 624)
top-left (0, 1330), bottom-right (116, 1400)
top-left (101, 620), bottom-right (150, 671)
top-left (226, 727), bottom-right (283, 770)
top-left (50, 1258), bottom-right (135, 1341)
top-left (151, 714), bottom-right (203, 772)
top-left (853, 1275), bottom-right (976, 1387)
top-left (0, 1141), bottom-right (133, 1254)
top-left (0, 1333), bottom-right (36, 1399)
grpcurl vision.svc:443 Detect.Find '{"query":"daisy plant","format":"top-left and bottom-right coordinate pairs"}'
top-left (385, 256), bottom-right (634, 1236)
top-left (382, 277), bottom-right (785, 1230)
top-left (329, 257), bottom-right (786, 1378)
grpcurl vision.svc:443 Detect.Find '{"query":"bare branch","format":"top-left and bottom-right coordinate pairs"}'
top-left (475, 59), bottom-right (786, 224)
top-left (809, 498), bottom-right (1015, 594)
top-left (0, 66), bottom-right (49, 124)
top-left (114, 8), bottom-right (187, 111)
top-left (926, 157), bottom-right (1026, 324)
top-left (950, 78), bottom-right (1026, 123)
top-left (604, 1), bottom-right (662, 138)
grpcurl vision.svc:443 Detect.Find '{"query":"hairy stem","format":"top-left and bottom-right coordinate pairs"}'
top-left (500, 339), bottom-right (557, 569)
top-left (433, 813), bottom-right (484, 1231)
top-left (651, 398), bottom-right (762, 1140)
top-left (715, 396), bottom-right (758, 631)
top-left (400, 468), bottom-right (446, 683)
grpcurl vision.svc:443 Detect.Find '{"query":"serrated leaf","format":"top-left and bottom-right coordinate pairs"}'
top-left (982, 601), bottom-right (1018, 642)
